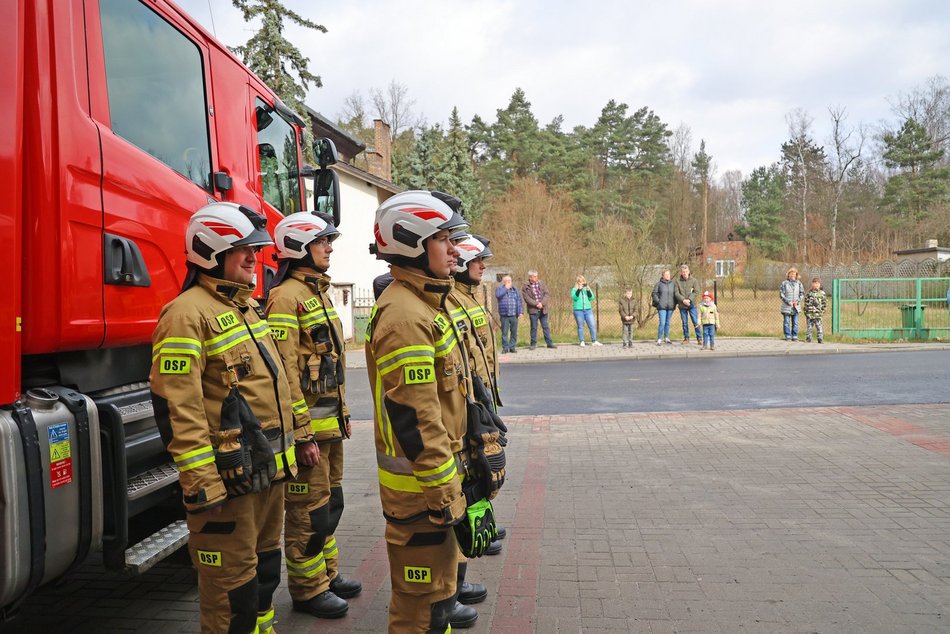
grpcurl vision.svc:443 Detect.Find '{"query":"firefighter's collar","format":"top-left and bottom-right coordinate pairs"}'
top-left (391, 266), bottom-right (453, 308)
top-left (197, 273), bottom-right (254, 306)
top-left (291, 266), bottom-right (331, 293)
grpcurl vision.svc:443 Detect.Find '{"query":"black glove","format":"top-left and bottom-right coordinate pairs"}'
top-left (466, 399), bottom-right (506, 499)
top-left (317, 353), bottom-right (338, 392)
top-left (453, 498), bottom-right (498, 558)
top-left (217, 389), bottom-right (253, 498)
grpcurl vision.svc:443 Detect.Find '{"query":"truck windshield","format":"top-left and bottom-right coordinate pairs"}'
top-left (255, 99), bottom-right (302, 215)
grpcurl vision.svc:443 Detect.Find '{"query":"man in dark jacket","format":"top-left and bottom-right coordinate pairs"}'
top-left (673, 265), bottom-right (702, 345)
top-left (520, 270), bottom-right (556, 349)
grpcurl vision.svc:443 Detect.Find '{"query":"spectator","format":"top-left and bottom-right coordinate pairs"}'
top-left (571, 275), bottom-right (602, 347)
top-left (804, 276), bottom-right (827, 343)
top-left (521, 270), bottom-right (556, 349)
top-left (618, 287), bottom-right (636, 348)
top-left (779, 267), bottom-right (805, 341)
top-left (674, 264), bottom-right (702, 345)
top-left (651, 269), bottom-right (676, 346)
top-left (699, 290), bottom-right (720, 350)
top-left (495, 274), bottom-right (523, 353)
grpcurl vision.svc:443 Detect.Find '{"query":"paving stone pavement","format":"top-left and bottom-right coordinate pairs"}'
top-left (5, 402), bottom-right (950, 633)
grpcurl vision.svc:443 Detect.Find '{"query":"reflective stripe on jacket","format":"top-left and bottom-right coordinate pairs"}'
top-left (149, 273), bottom-right (297, 513)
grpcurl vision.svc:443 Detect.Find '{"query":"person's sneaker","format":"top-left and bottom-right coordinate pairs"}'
top-left (710, 345), bottom-right (716, 350)
top-left (665, 338), bottom-right (673, 344)
top-left (805, 337), bottom-right (811, 343)
top-left (458, 580), bottom-right (488, 605)
top-left (579, 341), bottom-right (586, 347)
top-left (682, 338), bottom-right (690, 344)
top-left (547, 344), bottom-right (557, 349)
top-left (329, 575), bottom-right (363, 599)
top-left (696, 338), bottom-right (702, 345)
top-left (529, 345), bottom-right (536, 350)
top-left (785, 337), bottom-right (792, 341)
top-left (656, 339), bottom-right (662, 346)
top-left (592, 341), bottom-right (603, 346)
top-left (702, 345), bottom-right (708, 350)
top-left (292, 590), bottom-right (348, 618)
top-left (510, 348), bottom-right (517, 353)
top-left (818, 338), bottom-right (823, 344)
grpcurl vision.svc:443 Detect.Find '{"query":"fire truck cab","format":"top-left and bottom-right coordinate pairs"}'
top-left (0, 0), bottom-right (337, 617)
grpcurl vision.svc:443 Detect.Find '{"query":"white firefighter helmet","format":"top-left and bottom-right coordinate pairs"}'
top-left (273, 212), bottom-right (340, 260)
top-left (455, 234), bottom-right (493, 269)
top-left (185, 202), bottom-right (273, 269)
top-left (372, 190), bottom-right (468, 261)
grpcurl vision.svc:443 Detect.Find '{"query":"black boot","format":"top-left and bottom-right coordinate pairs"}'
top-left (458, 580), bottom-right (488, 605)
top-left (329, 575), bottom-right (363, 599)
top-left (485, 540), bottom-right (503, 555)
top-left (494, 526), bottom-right (507, 540)
top-left (449, 601), bottom-right (478, 628)
top-left (292, 590), bottom-right (348, 618)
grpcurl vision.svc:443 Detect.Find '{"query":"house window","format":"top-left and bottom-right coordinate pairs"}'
top-left (715, 260), bottom-right (736, 277)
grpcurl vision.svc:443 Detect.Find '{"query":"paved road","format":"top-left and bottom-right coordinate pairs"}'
top-left (345, 349), bottom-right (950, 418)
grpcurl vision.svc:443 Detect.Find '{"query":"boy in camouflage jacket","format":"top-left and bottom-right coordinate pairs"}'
top-left (804, 277), bottom-right (827, 343)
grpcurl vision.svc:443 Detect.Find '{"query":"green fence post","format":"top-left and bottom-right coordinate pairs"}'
top-left (832, 278), bottom-right (839, 335)
top-left (916, 278), bottom-right (923, 339)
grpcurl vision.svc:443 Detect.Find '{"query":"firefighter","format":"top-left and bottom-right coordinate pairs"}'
top-left (149, 202), bottom-right (306, 634)
top-left (443, 233), bottom-right (512, 618)
top-left (366, 190), bottom-right (499, 633)
top-left (266, 211), bottom-right (361, 618)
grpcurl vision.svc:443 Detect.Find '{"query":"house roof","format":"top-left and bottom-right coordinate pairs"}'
top-left (893, 246), bottom-right (950, 255)
top-left (303, 106), bottom-right (366, 160)
top-left (332, 161), bottom-right (402, 195)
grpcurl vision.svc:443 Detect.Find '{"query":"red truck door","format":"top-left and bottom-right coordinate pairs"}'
top-left (88, 0), bottom-right (221, 346)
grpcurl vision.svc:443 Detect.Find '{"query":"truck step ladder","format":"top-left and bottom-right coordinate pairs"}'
top-left (124, 519), bottom-right (189, 575)
top-left (127, 462), bottom-right (179, 501)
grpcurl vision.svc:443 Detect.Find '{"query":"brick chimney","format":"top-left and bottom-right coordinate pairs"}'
top-left (365, 119), bottom-right (392, 182)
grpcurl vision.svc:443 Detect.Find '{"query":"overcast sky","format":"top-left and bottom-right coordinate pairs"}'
top-left (177, 0), bottom-right (949, 179)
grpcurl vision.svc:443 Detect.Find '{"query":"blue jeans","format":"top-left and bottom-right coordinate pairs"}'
top-left (657, 309), bottom-right (674, 340)
top-left (529, 311), bottom-right (553, 347)
top-left (703, 324), bottom-right (716, 347)
top-left (680, 304), bottom-right (701, 340)
top-left (573, 308), bottom-right (597, 343)
top-left (783, 313), bottom-right (800, 340)
top-left (500, 315), bottom-right (519, 350)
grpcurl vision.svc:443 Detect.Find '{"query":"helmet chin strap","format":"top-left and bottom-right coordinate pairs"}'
top-left (454, 270), bottom-right (476, 285)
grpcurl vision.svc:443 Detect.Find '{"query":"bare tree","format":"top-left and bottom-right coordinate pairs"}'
top-left (370, 80), bottom-right (419, 144)
top-left (781, 108), bottom-right (825, 263)
top-left (590, 211), bottom-right (661, 326)
top-left (826, 106), bottom-right (865, 261)
top-left (888, 75), bottom-right (950, 163)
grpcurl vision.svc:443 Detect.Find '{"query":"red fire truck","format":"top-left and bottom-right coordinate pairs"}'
top-left (0, 0), bottom-right (339, 617)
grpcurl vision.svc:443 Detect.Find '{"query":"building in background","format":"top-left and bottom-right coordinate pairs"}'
top-left (703, 236), bottom-right (747, 279)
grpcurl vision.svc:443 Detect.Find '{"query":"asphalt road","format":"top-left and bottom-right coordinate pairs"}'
top-left (345, 350), bottom-right (950, 418)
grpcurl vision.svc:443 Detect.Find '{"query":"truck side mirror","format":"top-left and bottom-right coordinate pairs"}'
top-left (312, 137), bottom-right (339, 167)
top-left (312, 168), bottom-right (340, 227)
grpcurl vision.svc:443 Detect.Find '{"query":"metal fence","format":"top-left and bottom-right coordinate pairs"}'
top-left (832, 277), bottom-right (950, 341)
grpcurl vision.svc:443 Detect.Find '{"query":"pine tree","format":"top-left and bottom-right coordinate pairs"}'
top-left (433, 108), bottom-right (484, 222)
top-left (692, 140), bottom-right (712, 246)
top-left (231, 0), bottom-right (325, 117)
top-left (738, 166), bottom-right (791, 259)
top-left (881, 118), bottom-right (950, 223)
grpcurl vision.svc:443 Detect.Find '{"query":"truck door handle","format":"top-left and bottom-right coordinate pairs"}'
top-left (104, 234), bottom-right (151, 287)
